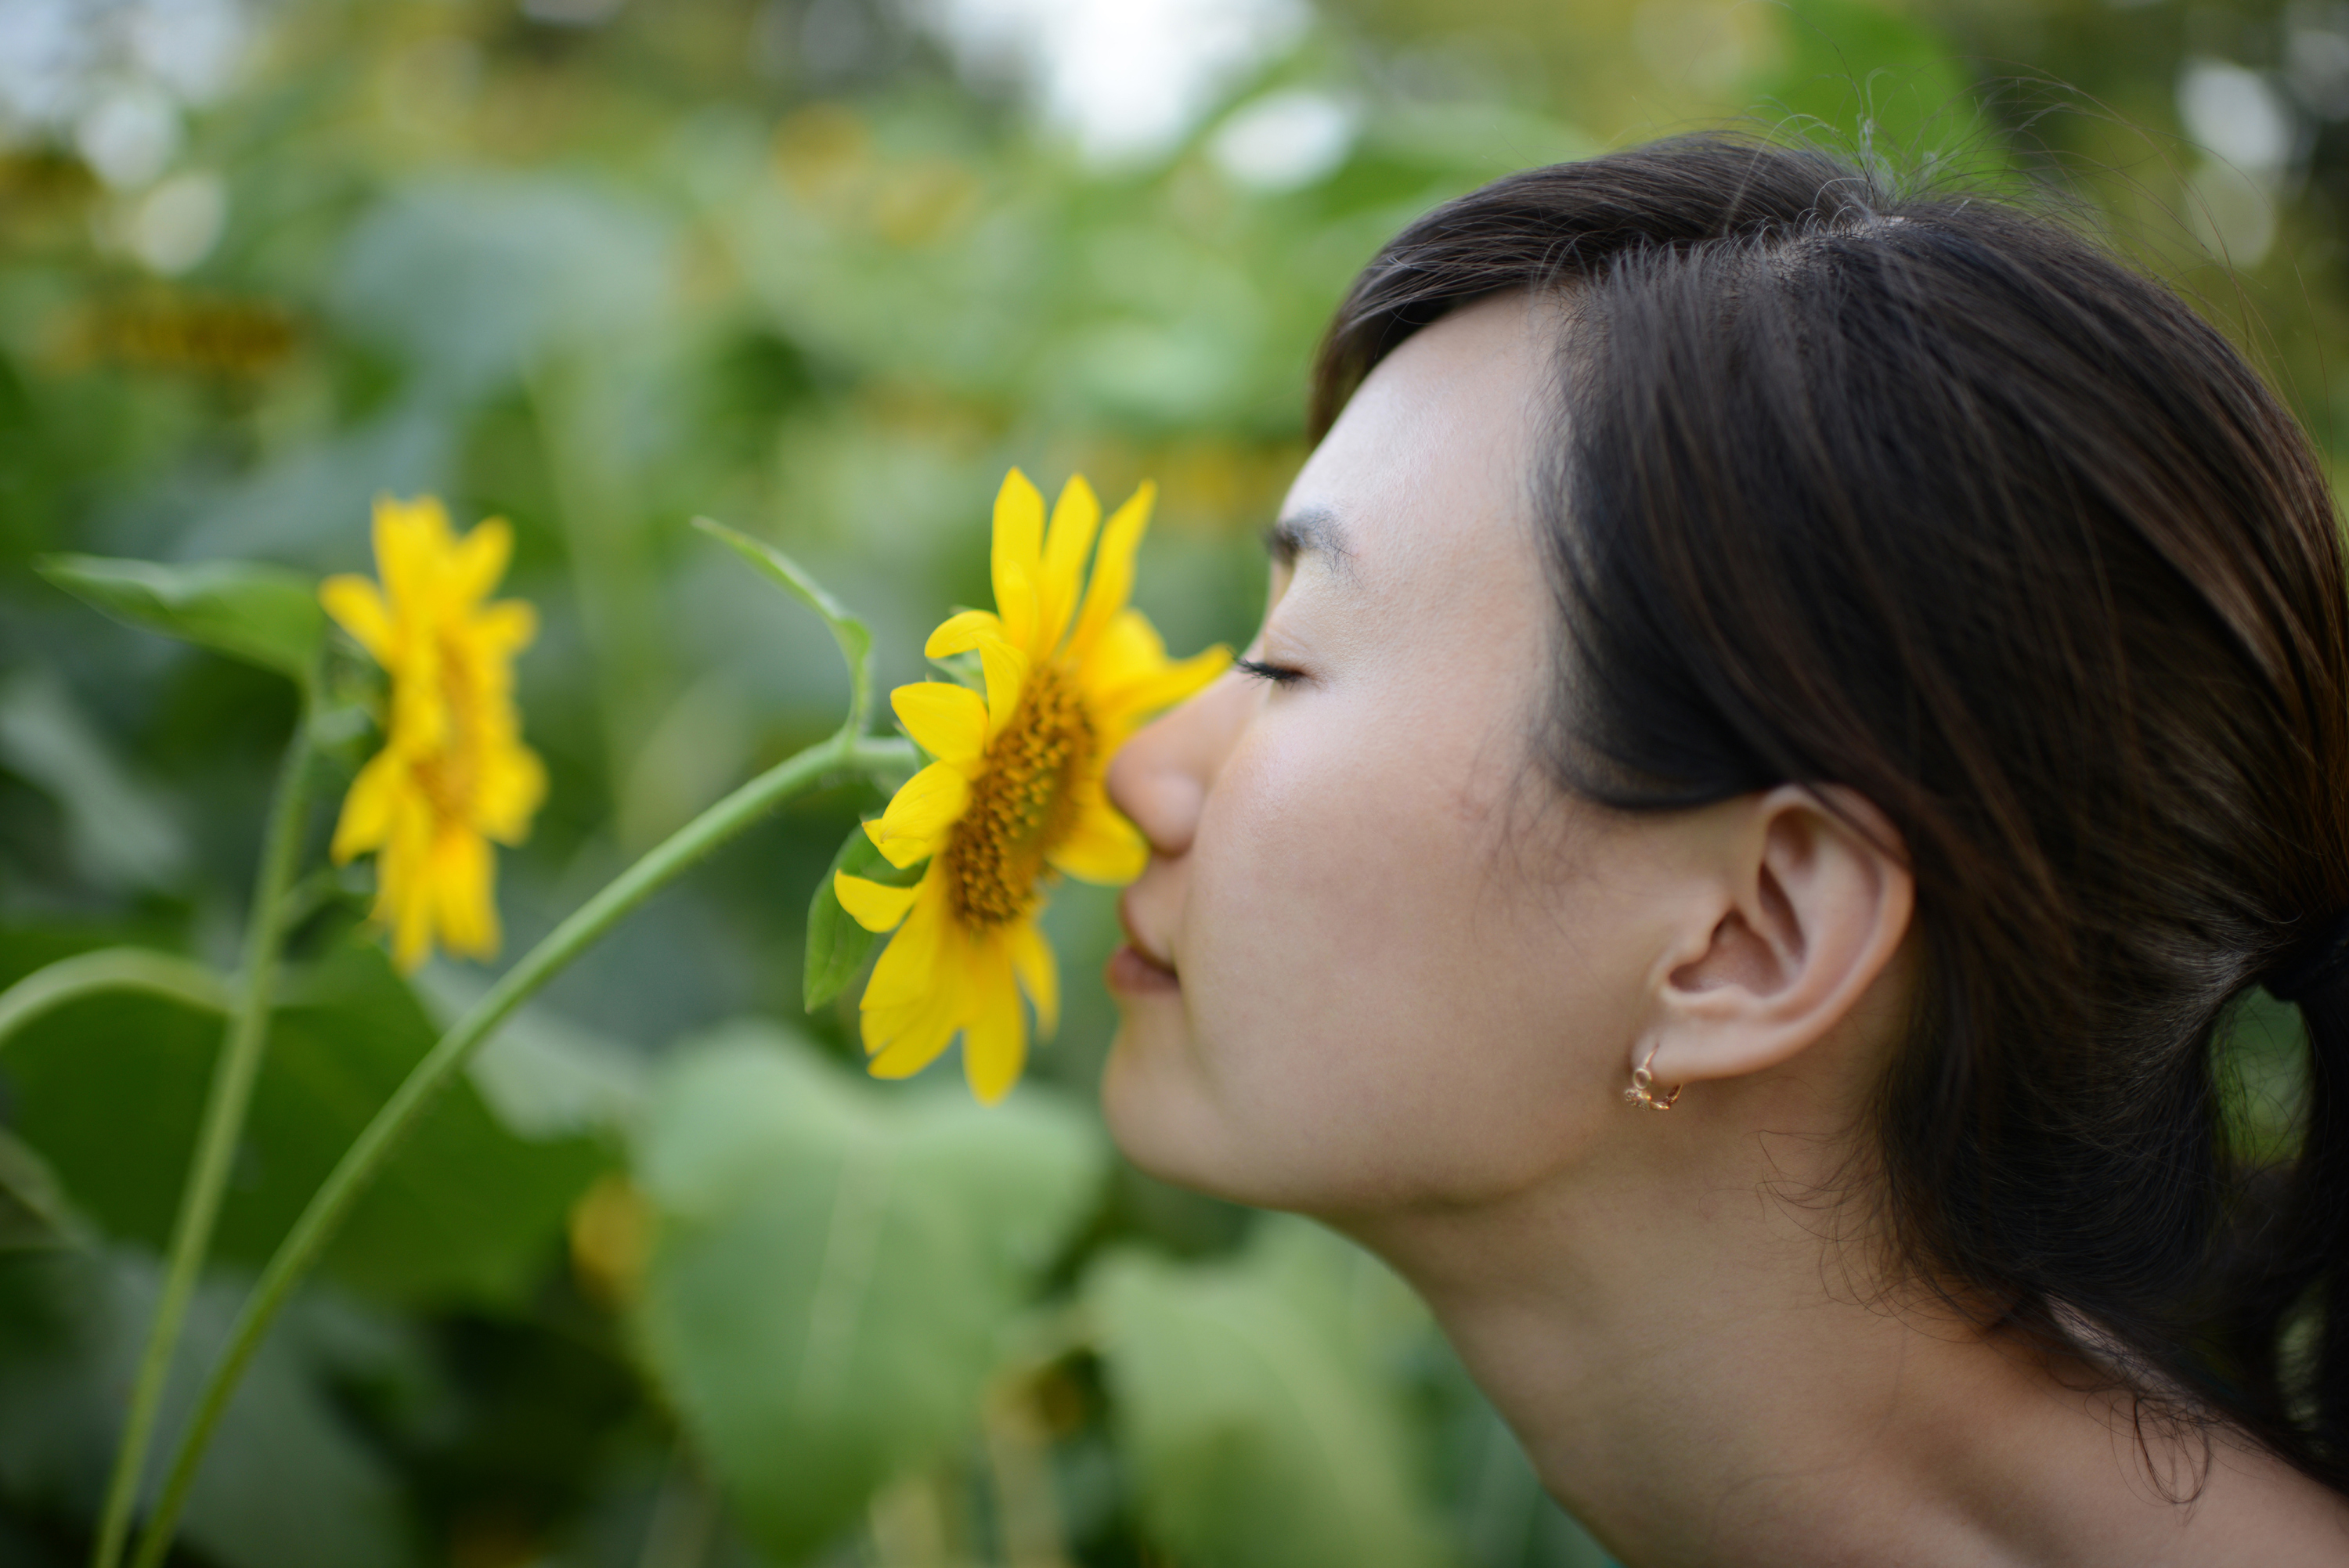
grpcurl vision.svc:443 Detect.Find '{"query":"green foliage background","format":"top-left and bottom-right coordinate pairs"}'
top-left (0, 0), bottom-right (2332, 1563)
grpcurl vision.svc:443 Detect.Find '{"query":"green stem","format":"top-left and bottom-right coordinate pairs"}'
top-left (127, 730), bottom-right (916, 1568)
top-left (93, 697), bottom-right (315, 1568)
top-left (0, 950), bottom-right (230, 1049)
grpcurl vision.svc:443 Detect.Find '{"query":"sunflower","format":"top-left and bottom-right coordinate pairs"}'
top-left (834, 470), bottom-right (1229, 1102)
top-left (321, 496), bottom-right (547, 972)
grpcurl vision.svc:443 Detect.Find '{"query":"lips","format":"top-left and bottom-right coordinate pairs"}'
top-left (1109, 892), bottom-right (1180, 993)
top-left (1106, 943), bottom-right (1179, 994)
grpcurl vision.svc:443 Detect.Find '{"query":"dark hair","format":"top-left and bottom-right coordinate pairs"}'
top-left (1313, 135), bottom-right (2349, 1493)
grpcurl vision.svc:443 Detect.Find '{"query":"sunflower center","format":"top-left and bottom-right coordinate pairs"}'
top-left (409, 634), bottom-right (481, 824)
top-left (944, 663), bottom-right (1092, 928)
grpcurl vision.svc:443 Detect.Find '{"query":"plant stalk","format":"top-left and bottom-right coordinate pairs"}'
top-left (127, 730), bottom-right (916, 1568)
top-left (0, 950), bottom-right (231, 1050)
top-left (93, 697), bottom-right (315, 1568)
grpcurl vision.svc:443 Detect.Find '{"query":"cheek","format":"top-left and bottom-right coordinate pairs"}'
top-left (1153, 694), bottom-right (1624, 1207)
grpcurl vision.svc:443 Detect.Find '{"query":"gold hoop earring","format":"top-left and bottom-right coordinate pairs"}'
top-left (1623, 1043), bottom-right (1681, 1111)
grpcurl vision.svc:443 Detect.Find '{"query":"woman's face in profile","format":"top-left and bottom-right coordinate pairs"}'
top-left (1102, 295), bottom-right (1705, 1214)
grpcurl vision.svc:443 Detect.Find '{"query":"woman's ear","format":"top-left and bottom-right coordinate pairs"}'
top-left (1640, 785), bottom-right (1914, 1090)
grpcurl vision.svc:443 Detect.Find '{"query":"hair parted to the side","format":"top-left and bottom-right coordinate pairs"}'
top-left (1313, 134), bottom-right (2349, 1494)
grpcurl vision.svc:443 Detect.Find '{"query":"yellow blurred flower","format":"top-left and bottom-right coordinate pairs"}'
top-left (320, 496), bottom-right (546, 972)
top-left (835, 470), bottom-right (1229, 1102)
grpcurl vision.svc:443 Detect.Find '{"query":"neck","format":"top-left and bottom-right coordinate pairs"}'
top-left (1337, 1098), bottom-right (2349, 1568)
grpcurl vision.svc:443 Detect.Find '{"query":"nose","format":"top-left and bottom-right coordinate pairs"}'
top-left (1106, 665), bottom-right (1257, 859)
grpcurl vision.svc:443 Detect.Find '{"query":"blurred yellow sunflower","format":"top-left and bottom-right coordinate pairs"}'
top-left (321, 496), bottom-right (546, 972)
top-left (834, 470), bottom-right (1229, 1101)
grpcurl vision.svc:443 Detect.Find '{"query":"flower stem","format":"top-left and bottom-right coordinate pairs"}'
top-left (125, 730), bottom-right (917, 1568)
top-left (93, 697), bottom-right (315, 1568)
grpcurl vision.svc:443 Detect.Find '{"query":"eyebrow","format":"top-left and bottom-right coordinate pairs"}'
top-left (1263, 507), bottom-right (1354, 575)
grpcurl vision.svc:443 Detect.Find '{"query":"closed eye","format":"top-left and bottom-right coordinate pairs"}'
top-left (1235, 656), bottom-right (1304, 686)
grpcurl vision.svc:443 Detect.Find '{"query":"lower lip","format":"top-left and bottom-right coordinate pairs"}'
top-left (1106, 943), bottom-right (1180, 995)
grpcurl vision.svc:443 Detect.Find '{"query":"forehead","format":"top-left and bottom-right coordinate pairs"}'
top-left (1278, 292), bottom-right (1550, 593)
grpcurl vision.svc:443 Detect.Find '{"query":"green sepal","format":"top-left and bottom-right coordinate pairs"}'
top-left (925, 640), bottom-right (986, 695)
top-left (691, 519), bottom-right (874, 733)
top-left (803, 822), bottom-right (925, 1013)
top-left (36, 554), bottom-right (324, 685)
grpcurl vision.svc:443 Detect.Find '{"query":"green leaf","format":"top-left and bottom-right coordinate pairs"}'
top-left (1085, 1220), bottom-right (1455, 1568)
top-left (0, 1247), bottom-right (410, 1568)
top-left (630, 1022), bottom-right (1106, 1561)
top-left (35, 554), bottom-right (325, 684)
top-left (804, 822), bottom-right (925, 1012)
top-left (691, 517), bottom-right (874, 729)
top-left (0, 928), bottom-right (608, 1306)
top-left (0, 672), bottom-right (191, 892)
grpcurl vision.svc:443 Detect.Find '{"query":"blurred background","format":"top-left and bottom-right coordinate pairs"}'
top-left (0, 0), bottom-right (2331, 1564)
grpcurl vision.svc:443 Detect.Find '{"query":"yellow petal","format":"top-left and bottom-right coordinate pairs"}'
top-left (864, 762), bottom-right (970, 868)
top-left (1081, 608), bottom-right (1167, 694)
top-left (320, 575), bottom-right (396, 663)
top-left (474, 743), bottom-right (547, 843)
top-left (449, 516), bottom-right (514, 604)
top-left (1068, 480), bottom-right (1152, 660)
top-left (867, 932), bottom-right (968, 1075)
top-left (373, 494), bottom-right (453, 608)
top-left (468, 599), bottom-right (538, 657)
top-left (992, 468), bottom-right (1043, 651)
top-left (861, 968), bottom-right (954, 1054)
top-left (961, 948), bottom-right (1027, 1105)
top-left (1009, 918), bottom-right (1059, 1040)
top-left (835, 870), bottom-right (921, 933)
top-left (1093, 641), bottom-right (1233, 730)
top-left (859, 995), bottom-right (926, 1052)
top-left (431, 830), bottom-right (500, 961)
top-left (378, 791), bottom-right (432, 892)
top-left (330, 750), bottom-right (405, 862)
top-left (861, 874), bottom-right (954, 1011)
top-left (868, 1002), bottom-right (962, 1080)
top-left (925, 608), bottom-right (1006, 658)
top-left (1047, 799), bottom-right (1148, 885)
top-left (890, 682), bottom-right (989, 764)
top-left (980, 638), bottom-right (1028, 741)
top-left (388, 663), bottom-right (450, 756)
top-left (1037, 474), bottom-right (1099, 654)
top-left (388, 853), bottom-right (435, 973)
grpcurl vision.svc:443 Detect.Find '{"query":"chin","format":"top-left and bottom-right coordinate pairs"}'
top-left (1099, 1022), bottom-right (1260, 1203)
top-left (1100, 1024), bottom-right (1377, 1215)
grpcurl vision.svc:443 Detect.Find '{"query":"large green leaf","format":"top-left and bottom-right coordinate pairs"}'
top-left (35, 554), bottom-right (325, 683)
top-left (0, 929), bottom-right (608, 1304)
top-left (630, 1022), bottom-right (1106, 1561)
top-left (0, 672), bottom-right (190, 892)
top-left (0, 1247), bottom-right (412, 1568)
top-left (1086, 1220), bottom-right (1456, 1568)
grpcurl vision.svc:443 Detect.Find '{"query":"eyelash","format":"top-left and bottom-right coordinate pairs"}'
top-left (1235, 656), bottom-right (1304, 687)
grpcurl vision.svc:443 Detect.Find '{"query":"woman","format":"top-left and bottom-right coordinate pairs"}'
top-left (1098, 136), bottom-right (2349, 1564)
